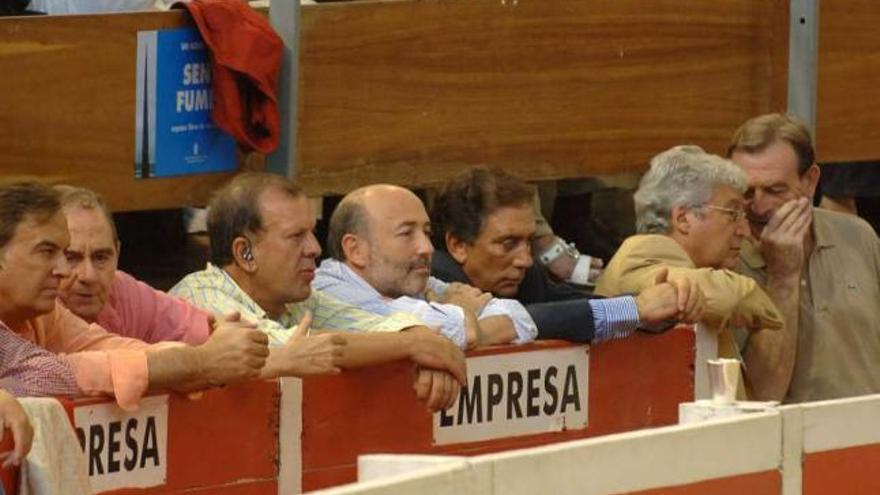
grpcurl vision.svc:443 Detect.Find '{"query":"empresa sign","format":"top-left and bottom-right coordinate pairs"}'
top-left (434, 346), bottom-right (589, 445)
top-left (74, 395), bottom-right (169, 492)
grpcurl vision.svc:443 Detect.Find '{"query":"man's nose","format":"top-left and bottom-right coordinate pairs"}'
top-left (304, 232), bottom-right (322, 258)
top-left (53, 253), bottom-right (71, 278)
top-left (748, 190), bottom-right (774, 217)
top-left (417, 231), bottom-right (434, 256)
top-left (512, 245), bottom-right (533, 269)
top-left (734, 216), bottom-right (750, 236)
top-left (77, 259), bottom-right (98, 282)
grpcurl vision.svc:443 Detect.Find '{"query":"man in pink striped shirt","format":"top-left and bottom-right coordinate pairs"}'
top-left (55, 185), bottom-right (210, 344)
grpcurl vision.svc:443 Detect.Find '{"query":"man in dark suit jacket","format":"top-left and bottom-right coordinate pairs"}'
top-left (431, 167), bottom-right (705, 344)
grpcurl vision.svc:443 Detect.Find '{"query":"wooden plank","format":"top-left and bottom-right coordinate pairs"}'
top-left (297, 0), bottom-right (788, 196)
top-left (0, 12), bottom-right (237, 211)
top-left (816, 0), bottom-right (880, 163)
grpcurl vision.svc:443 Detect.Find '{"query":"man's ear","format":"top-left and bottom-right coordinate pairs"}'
top-left (341, 233), bottom-right (368, 268)
top-left (669, 205), bottom-right (693, 236)
top-left (802, 163), bottom-right (821, 200)
top-left (231, 236), bottom-right (256, 273)
top-left (445, 232), bottom-right (469, 265)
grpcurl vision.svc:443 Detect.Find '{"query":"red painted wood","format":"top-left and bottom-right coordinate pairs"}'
top-left (150, 479), bottom-right (277, 495)
top-left (100, 480), bottom-right (277, 495)
top-left (84, 380), bottom-right (279, 495)
top-left (803, 444), bottom-right (880, 495)
top-left (0, 432), bottom-right (17, 495)
top-left (301, 328), bottom-right (695, 490)
top-left (620, 470), bottom-right (780, 495)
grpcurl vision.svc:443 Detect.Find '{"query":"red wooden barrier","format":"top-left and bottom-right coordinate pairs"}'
top-left (0, 329), bottom-right (697, 494)
top-left (301, 329), bottom-right (696, 491)
top-left (622, 472), bottom-right (781, 495)
top-left (0, 432), bottom-right (17, 495)
top-left (77, 380), bottom-right (280, 495)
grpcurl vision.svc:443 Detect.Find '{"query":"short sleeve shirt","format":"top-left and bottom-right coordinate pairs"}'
top-left (738, 208), bottom-right (880, 403)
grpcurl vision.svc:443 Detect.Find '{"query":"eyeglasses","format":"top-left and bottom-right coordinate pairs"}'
top-left (701, 204), bottom-right (746, 223)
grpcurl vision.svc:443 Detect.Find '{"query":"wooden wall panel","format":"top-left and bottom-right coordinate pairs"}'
top-left (297, 0), bottom-right (788, 195)
top-left (0, 12), bottom-right (236, 211)
top-left (816, 1), bottom-right (880, 163)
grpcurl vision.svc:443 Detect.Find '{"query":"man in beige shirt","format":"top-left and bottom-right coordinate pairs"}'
top-left (729, 113), bottom-right (880, 403)
top-left (596, 146), bottom-right (783, 399)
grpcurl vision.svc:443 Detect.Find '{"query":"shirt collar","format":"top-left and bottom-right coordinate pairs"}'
top-left (811, 208), bottom-right (835, 250)
top-left (433, 251), bottom-right (472, 284)
top-left (206, 263), bottom-right (270, 320)
top-left (739, 207), bottom-right (832, 270)
top-left (316, 258), bottom-right (384, 299)
top-left (739, 236), bottom-right (766, 270)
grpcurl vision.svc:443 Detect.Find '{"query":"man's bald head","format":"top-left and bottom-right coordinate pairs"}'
top-left (327, 185), bottom-right (424, 260)
top-left (327, 184), bottom-right (434, 297)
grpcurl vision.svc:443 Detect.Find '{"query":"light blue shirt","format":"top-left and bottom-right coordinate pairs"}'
top-left (314, 259), bottom-right (538, 349)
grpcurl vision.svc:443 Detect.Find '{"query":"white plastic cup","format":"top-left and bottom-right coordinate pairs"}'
top-left (707, 358), bottom-right (741, 404)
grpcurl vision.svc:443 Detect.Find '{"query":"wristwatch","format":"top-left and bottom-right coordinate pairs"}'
top-left (538, 238), bottom-right (579, 266)
top-left (538, 237), bottom-right (598, 286)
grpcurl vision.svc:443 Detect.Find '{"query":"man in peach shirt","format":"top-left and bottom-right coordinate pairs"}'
top-left (0, 182), bottom-right (270, 410)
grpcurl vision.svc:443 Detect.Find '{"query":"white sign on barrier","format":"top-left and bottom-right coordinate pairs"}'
top-left (74, 395), bottom-right (169, 492)
top-left (434, 346), bottom-right (589, 445)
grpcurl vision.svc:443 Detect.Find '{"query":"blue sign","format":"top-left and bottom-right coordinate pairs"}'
top-left (134, 27), bottom-right (237, 178)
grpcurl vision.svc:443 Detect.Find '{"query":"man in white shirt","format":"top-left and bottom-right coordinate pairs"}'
top-left (315, 184), bottom-right (538, 349)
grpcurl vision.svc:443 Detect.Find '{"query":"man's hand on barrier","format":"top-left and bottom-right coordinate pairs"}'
top-left (663, 273), bottom-right (705, 323)
top-left (427, 282), bottom-right (492, 316)
top-left (462, 308), bottom-right (483, 350)
top-left (413, 367), bottom-right (460, 412)
top-left (403, 327), bottom-right (467, 386)
top-left (196, 312), bottom-right (269, 387)
top-left (269, 311), bottom-right (346, 377)
top-left (0, 389), bottom-right (33, 467)
top-left (635, 268), bottom-right (705, 326)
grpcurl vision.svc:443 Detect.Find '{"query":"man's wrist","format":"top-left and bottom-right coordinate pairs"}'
top-left (766, 274), bottom-right (801, 300)
top-left (537, 237), bottom-right (579, 266)
top-left (462, 309), bottom-right (480, 349)
top-left (400, 326), bottom-right (426, 358)
top-left (186, 345), bottom-right (209, 385)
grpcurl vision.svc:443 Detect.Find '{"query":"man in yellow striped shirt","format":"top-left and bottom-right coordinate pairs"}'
top-left (172, 173), bottom-right (467, 411)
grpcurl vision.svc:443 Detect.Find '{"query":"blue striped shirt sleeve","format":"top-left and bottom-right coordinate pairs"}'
top-left (589, 295), bottom-right (640, 343)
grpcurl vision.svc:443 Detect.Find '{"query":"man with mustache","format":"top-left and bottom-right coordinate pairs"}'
top-left (595, 146), bottom-right (783, 399)
top-left (171, 173), bottom-right (468, 411)
top-left (728, 113), bottom-right (880, 403)
top-left (430, 167), bottom-right (706, 344)
top-left (314, 184), bottom-right (537, 350)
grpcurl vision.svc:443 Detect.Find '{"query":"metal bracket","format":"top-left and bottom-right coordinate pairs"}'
top-left (268, 0), bottom-right (300, 178)
top-left (787, 0), bottom-right (820, 137)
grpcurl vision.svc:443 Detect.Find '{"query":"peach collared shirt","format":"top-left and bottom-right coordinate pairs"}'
top-left (12, 301), bottom-right (174, 411)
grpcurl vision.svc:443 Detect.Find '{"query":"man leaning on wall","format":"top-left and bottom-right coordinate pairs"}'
top-left (315, 184), bottom-right (538, 350)
top-left (728, 113), bottom-right (880, 403)
top-left (171, 172), bottom-right (469, 411)
top-left (429, 166), bottom-right (706, 344)
top-left (595, 145), bottom-right (783, 400)
top-left (0, 181), bottom-right (270, 410)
